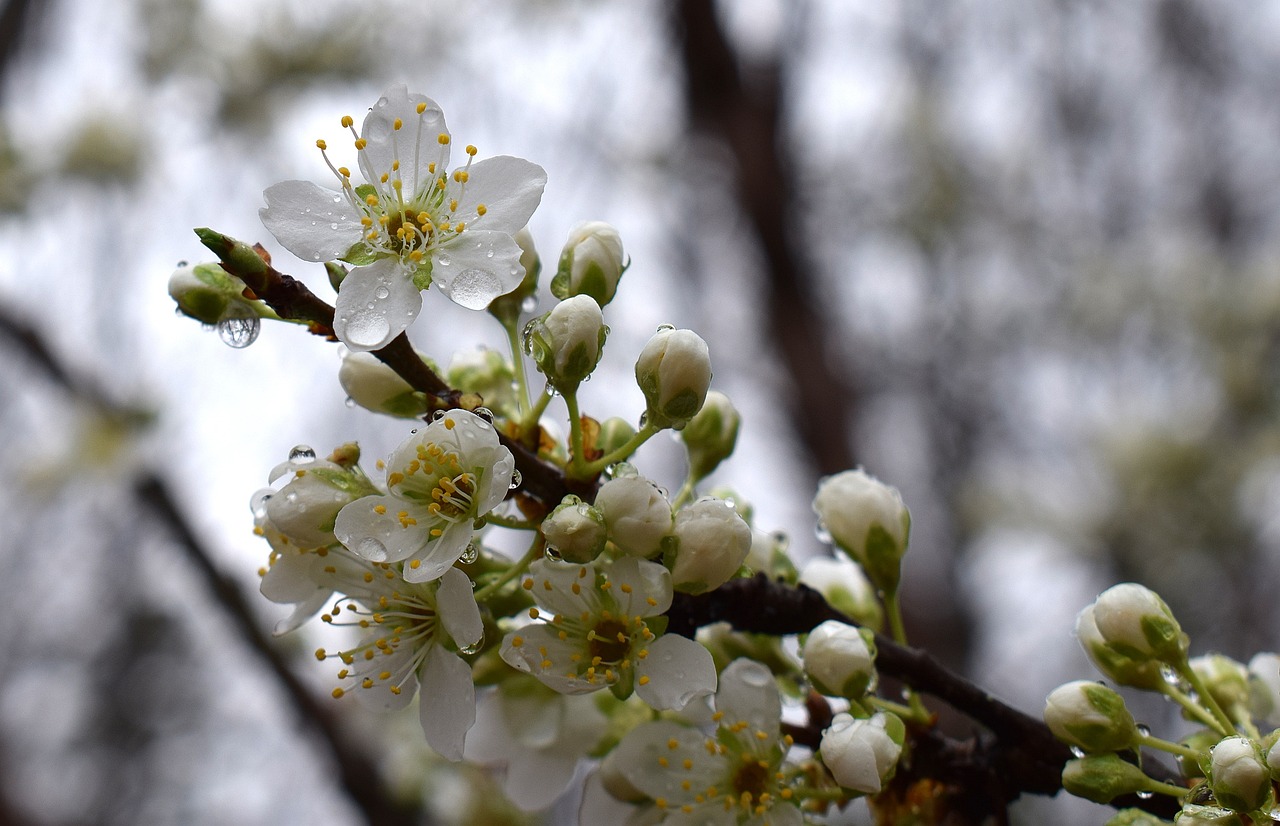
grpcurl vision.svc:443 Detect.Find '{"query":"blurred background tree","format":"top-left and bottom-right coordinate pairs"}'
top-left (2, 0), bottom-right (1278, 823)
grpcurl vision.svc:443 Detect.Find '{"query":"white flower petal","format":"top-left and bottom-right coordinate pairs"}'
top-left (437, 566), bottom-right (483, 648)
top-left (579, 771), bottom-right (642, 826)
top-left (402, 521), bottom-right (473, 583)
top-left (359, 85), bottom-right (449, 196)
top-left (614, 721), bottom-right (718, 800)
top-left (501, 624), bottom-right (597, 694)
top-left (500, 686), bottom-right (564, 750)
top-left (333, 259), bottom-right (422, 352)
top-left (419, 646), bottom-right (475, 760)
top-left (273, 589), bottom-right (330, 636)
top-left (334, 494), bottom-right (431, 563)
top-left (354, 650), bottom-right (418, 713)
top-left (525, 559), bottom-right (607, 618)
top-left (259, 551), bottom-right (322, 604)
top-left (462, 690), bottom-right (511, 763)
top-left (609, 557), bottom-right (672, 616)
top-left (260, 180), bottom-right (363, 262)
top-left (745, 805), bottom-right (803, 826)
top-left (505, 749), bottom-right (580, 811)
top-left (634, 634), bottom-right (716, 711)
top-left (715, 659), bottom-right (781, 736)
top-left (449, 156), bottom-right (547, 234)
top-left (432, 231), bottom-right (526, 310)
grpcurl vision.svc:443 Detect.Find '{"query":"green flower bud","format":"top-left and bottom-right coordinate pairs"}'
top-left (1106, 809), bottom-right (1175, 826)
top-left (1181, 729), bottom-right (1220, 779)
top-left (1247, 653), bottom-right (1280, 728)
top-left (668, 497), bottom-right (751, 594)
top-left (1061, 754), bottom-right (1154, 804)
top-left (551, 221), bottom-right (625, 307)
top-left (635, 328), bottom-right (712, 430)
top-left (595, 417), bottom-right (637, 458)
top-left (804, 621), bottom-right (877, 698)
top-left (1043, 681), bottom-right (1140, 754)
top-left (1091, 583), bottom-right (1188, 667)
top-left (1191, 655), bottom-right (1250, 723)
top-left (527, 295), bottom-right (607, 393)
top-left (1210, 736), bottom-right (1270, 813)
top-left (799, 555), bottom-right (883, 631)
top-left (168, 262), bottom-right (256, 324)
top-left (1075, 605), bottom-right (1166, 690)
top-left (339, 351), bottom-right (429, 418)
top-left (679, 390), bottom-right (740, 482)
top-left (811, 469), bottom-right (909, 595)
top-left (541, 497), bottom-right (607, 564)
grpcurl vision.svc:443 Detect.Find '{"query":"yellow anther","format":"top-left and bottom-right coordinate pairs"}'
top-left (257, 566), bottom-right (267, 577)
top-left (336, 669), bottom-right (348, 679)
top-left (316, 139), bottom-right (327, 150)
top-left (437, 133), bottom-right (450, 145)
top-left (511, 636), bottom-right (524, 648)
top-left (416, 102), bottom-right (427, 114)
top-left (571, 583), bottom-right (581, 595)
top-left (393, 118), bottom-right (403, 130)
top-left (667, 738), bottom-right (680, 750)
top-left (380, 173), bottom-right (389, 183)
top-left (363, 572), bottom-right (374, 583)
top-left (315, 648), bottom-right (327, 661)
top-left (354, 138), bottom-right (367, 150)
top-left (639, 675), bottom-right (651, 686)
top-left (331, 687), bottom-right (345, 699)
top-left (341, 115), bottom-right (354, 128)
top-left (323, 565), bottom-right (337, 574)
top-left (409, 559), bottom-right (421, 569)
top-left (339, 166), bottom-right (351, 177)
top-left (390, 685), bottom-right (402, 695)
top-left (453, 170), bottom-right (470, 183)
top-left (522, 578), bottom-right (534, 590)
top-left (365, 194), bottom-right (379, 206)
top-left (444, 418), bottom-right (456, 430)
top-left (454, 222), bottom-right (465, 232)
top-left (387, 472), bottom-right (405, 486)
top-left (374, 505), bottom-right (387, 515)
top-left (465, 144), bottom-right (477, 156)
top-left (476, 204), bottom-right (487, 216)
top-left (683, 759), bottom-right (693, 770)
top-left (658, 756), bottom-right (669, 767)
top-left (529, 608), bottom-right (540, 619)
top-left (620, 583), bottom-right (633, 594)
top-left (362, 678), bottom-right (374, 689)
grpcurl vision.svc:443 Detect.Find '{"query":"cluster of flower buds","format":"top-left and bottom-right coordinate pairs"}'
top-left (1049, 582), bottom-right (1280, 822)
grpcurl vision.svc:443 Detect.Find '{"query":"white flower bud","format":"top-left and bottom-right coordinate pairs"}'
top-left (812, 470), bottom-right (910, 594)
top-left (552, 221), bottom-right (625, 307)
top-left (1210, 736), bottom-right (1269, 813)
top-left (542, 498), bottom-right (607, 564)
top-left (264, 460), bottom-right (360, 548)
top-left (1248, 653), bottom-right (1280, 730)
top-left (1043, 681), bottom-right (1138, 754)
top-left (1191, 655), bottom-right (1250, 720)
top-left (679, 390), bottom-right (740, 481)
top-left (635, 328), bottom-right (712, 430)
top-left (339, 351), bottom-right (428, 418)
top-left (1074, 605), bottom-right (1165, 690)
top-left (800, 556), bottom-right (883, 631)
top-left (1176, 804), bottom-right (1248, 825)
top-left (593, 475), bottom-right (673, 558)
top-left (668, 498), bottom-right (751, 594)
top-left (820, 712), bottom-right (903, 794)
top-left (804, 621), bottom-right (877, 698)
top-left (527, 295), bottom-right (607, 392)
top-left (1266, 737), bottom-right (1280, 781)
top-left (1091, 583), bottom-right (1187, 666)
top-left (1061, 754), bottom-right (1154, 804)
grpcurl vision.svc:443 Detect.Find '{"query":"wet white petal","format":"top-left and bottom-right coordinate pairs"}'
top-left (634, 634), bottom-right (716, 711)
top-left (437, 566), bottom-right (483, 648)
top-left (432, 230), bottom-right (525, 310)
top-left (260, 180), bottom-right (363, 262)
top-left (334, 494), bottom-right (431, 563)
top-left (716, 659), bottom-right (781, 735)
top-left (449, 155), bottom-right (547, 234)
top-left (419, 646), bottom-right (475, 760)
top-left (359, 85), bottom-right (449, 197)
top-left (332, 259), bottom-right (422, 352)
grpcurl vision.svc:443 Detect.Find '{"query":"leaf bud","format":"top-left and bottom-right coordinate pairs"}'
top-left (168, 262), bottom-right (257, 325)
top-left (1061, 754), bottom-right (1155, 804)
top-left (339, 351), bottom-right (429, 418)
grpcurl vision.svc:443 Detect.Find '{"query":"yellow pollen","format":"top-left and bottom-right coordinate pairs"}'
top-left (529, 608), bottom-right (540, 619)
top-left (620, 584), bottom-right (633, 594)
top-left (393, 118), bottom-right (403, 130)
top-left (380, 173), bottom-right (389, 183)
top-left (453, 170), bottom-right (469, 183)
top-left (339, 166), bottom-right (350, 177)
top-left (314, 648), bottom-right (327, 661)
top-left (331, 687), bottom-right (345, 699)
top-left (341, 115), bottom-right (354, 128)
top-left (409, 560), bottom-right (421, 569)
top-left (683, 759), bottom-right (693, 770)
top-left (658, 757), bottom-right (669, 767)
top-left (257, 566), bottom-right (267, 577)
top-left (523, 578), bottom-right (534, 590)
top-left (444, 418), bottom-right (456, 430)
top-left (362, 678), bottom-right (373, 689)
top-left (374, 505), bottom-right (387, 514)
top-left (336, 669), bottom-right (348, 679)
top-left (437, 133), bottom-right (450, 145)
top-left (465, 144), bottom-right (477, 156)
top-left (363, 572), bottom-right (374, 583)
top-left (390, 686), bottom-right (401, 695)
top-left (668, 738), bottom-right (680, 750)
top-left (476, 204), bottom-right (487, 216)
top-left (354, 138), bottom-right (367, 150)
top-left (315, 139), bottom-right (327, 150)
top-left (511, 636), bottom-right (524, 647)
top-left (387, 472), bottom-right (405, 486)
top-left (416, 102), bottom-right (427, 114)
top-left (647, 597), bottom-right (658, 607)
top-left (638, 675), bottom-right (651, 686)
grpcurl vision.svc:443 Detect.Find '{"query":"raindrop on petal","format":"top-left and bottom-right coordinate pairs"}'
top-left (342, 310), bottom-right (391, 350)
top-left (250, 489), bottom-right (273, 518)
top-left (431, 410), bottom-right (447, 422)
top-left (656, 323), bottom-right (675, 333)
top-left (356, 537), bottom-right (388, 562)
top-left (474, 407), bottom-right (494, 422)
top-left (460, 543), bottom-right (479, 565)
top-left (509, 470), bottom-right (522, 490)
top-left (374, 285), bottom-right (390, 300)
top-left (289, 445), bottom-right (317, 463)
top-left (521, 295), bottom-right (538, 313)
top-left (459, 635), bottom-right (484, 656)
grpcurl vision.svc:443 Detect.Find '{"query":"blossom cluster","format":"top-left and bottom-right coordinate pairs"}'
top-left (179, 86), bottom-right (933, 823)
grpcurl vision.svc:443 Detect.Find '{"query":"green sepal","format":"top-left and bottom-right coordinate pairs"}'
top-left (1105, 808), bottom-right (1173, 826)
top-left (645, 615), bottom-right (669, 638)
top-left (411, 260), bottom-right (433, 292)
top-left (380, 390), bottom-right (431, 418)
top-left (339, 241), bottom-right (378, 266)
top-left (354, 183), bottom-right (376, 201)
top-left (326, 262), bottom-right (348, 292)
top-left (609, 669), bottom-right (635, 701)
top-left (860, 524), bottom-right (903, 593)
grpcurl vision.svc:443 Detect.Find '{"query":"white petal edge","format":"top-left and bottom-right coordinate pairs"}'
top-left (260, 180), bottom-right (363, 262)
top-left (635, 634), bottom-right (716, 711)
top-left (419, 645), bottom-right (475, 761)
top-left (436, 566), bottom-right (482, 648)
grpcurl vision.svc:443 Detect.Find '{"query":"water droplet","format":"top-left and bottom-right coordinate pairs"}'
top-left (772, 531), bottom-right (788, 548)
top-left (250, 489), bottom-right (273, 518)
top-left (460, 543), bottom-right (479, 565)
top-left (344, 396), bottom-right (356, 408)
top-left (544, 546), bottom-right (563, 562)
top-left (521, 295), bottom-right (538, 313)
top-left (289, 445), bottom-right (317, 463)
top-left (1135, 723), bottom-right (1151, 737)
top-left (473, 407), bottom-right (494, 422)
top-left (485, 249), bottom-right (494, 258)
top-left (637, 413), bottom-right (648, 429)
top-left (374, 285), bottom-right (390, 300)
top-left (509, 470), bottom-right (522, 490)
top-left (304, 207), bottom-right (312, 214)
top-left (176, 259), bottom-right (188, 267)
top-left (431, 410), bottom-right (447, 422)
top-left (459, 635), bottom-right (483, 656)
top-left (1135, 791), bottom-right (1153, 800)
top-left (656, 323), bottom-right (675, 333)
top-left (218, 313), bottom-right (260, 349)
top-left (330, 222), bottom-right (339, 230)
top-left (366, 301), bottom-right (375, 310)
top-left (448, 268), bottom-right (504, 310)
top-left (284, 490), bottom-right (298, 503)
top-left (814, 524), bottom-right (833, 544)
top-left (603, 464), bottom-right (620, 480)
top-left (341, 310), bottom-right (390, 349)
top-left (332, 195), bottom-right (342, 203)
top-left (437, 252), bottom-right (451, 266)
top-left (1069, 746), bottom-right (1085, 758)
top-left (356, 537), bottom-right (388, 562)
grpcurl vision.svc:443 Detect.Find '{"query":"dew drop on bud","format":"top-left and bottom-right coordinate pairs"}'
top-left (356, 537), bottom-right (388, 562)
top-left (656, 323), bottom-right (675, 333)
top-left (1135, 723), bottom-right (1151, 738)
top-left (431, 410), bottom-right (447, 422)
top-left (474, 407), bottom-right (494, 423)
top-left (1069, 746), bottom-right (1086, 759)
top-left (814, 524), bottom-right (833, 544)
top-left (218, 314), bottom-right (261, 349)
top-left (1135, 791), bottom-right (1153, 801)
top-left (509, 470), bottom-right (522, 490)
top-left (250, 489), bottom-right (273, 518)
top-left (545, 546), bottom-right (564, 562)
top-left (521, 295), bottom-right (538, 313)
top-left (344, 397), bottom-right (356, 408)
top-left (289, 445), bottom-right (317, 463)
top-left (460, 543), bottom-right (479, 565)
top-left (459, 635), bottom-right (483, 656)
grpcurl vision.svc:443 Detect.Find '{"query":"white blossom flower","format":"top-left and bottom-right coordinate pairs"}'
top-left (608, 659), bottom-right (803, 825)
top-left (500, 556), bottom-right (715, 710)
top-left (335, 410), bottom-right (514, 583)
top-left (1089, 582), bottom-right (1187, 665)
top-left (314, 563), bottom-right (482, 760)
top-left (1247, 652), bottom-right (1280, 727)
top-left (260, 85), bottom-right (547, 350)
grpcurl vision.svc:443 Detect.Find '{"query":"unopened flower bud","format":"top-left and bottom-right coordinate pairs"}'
top-left (595, 417), bottom-right (636, 457)
top-left (594, 474), bottom-right (673, 558)
top-left (800, 556), bottom-right (883, 631)
top-left (1210, 736), bottom-right (1269, 813)
top-left (1075, 605), bottom-right (1165, 690)
top-left (339, 351), bottom-right (428, 418)
top-left (1091, 583), bottom-right (1188, 666)
top-left (1043, 681), bottom-right (1139, 754)
top-left (168, 262), bottom-right (256, 324)
top-left (668, 497), bottom-right (751, 594)
top-left (820, 712), bottom-right (904, 794)
top-left (552, 221), bottom-right (625, 307)
top-left (264, 459), bottom-right (362, 548)
top-left (679, 390), bottom-right (740, 481)
top-left (1061, 754), bottom-right (1155, 804)
top-left (1191, 655), bottom-right (1250, 722)
top-left (487, 227), bottom-right (540, 323)
top-left (1247, 653), bottom-right (1280, 728)
top-left (1175, 804), bottom-right (1247, 825)
top-left (635, 328), bottom-right (712, 430)
top-left (447, 348), bottom-right (518, 418)
top-left (527, 295), bottom-right (607, 392)
top-left (812, 469), bottom-right (910, 594)
top-left (1266, 737), bottom-right (1280, 782)
top-left (804, 621), bottom-right (877, 698)
top-left (542, 497), bottom-right (607, 564)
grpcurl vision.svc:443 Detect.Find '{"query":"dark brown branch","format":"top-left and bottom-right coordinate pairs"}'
top-left (668, 574), bottom-right (1182, 818)
top-left (135, 474), bottom-right (428, 826)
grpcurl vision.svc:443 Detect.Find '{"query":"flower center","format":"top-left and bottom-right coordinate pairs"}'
top-left (732, 759), bottom-right (770, 798)
top-left (588, 618), bottom-right (632, 663)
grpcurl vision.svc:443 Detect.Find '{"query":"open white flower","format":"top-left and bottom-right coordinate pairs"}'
top-left (314, 564), bottom-right (482, 760)
top-left (608, 659), bottom-right (803, 825)
top-left (260, 85), bottom-right (547, 350)
top-left (335, 410), bottom-right (514, 583)
top-left (500, 556), bottom-right (715, 710)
